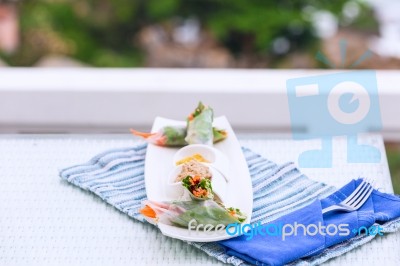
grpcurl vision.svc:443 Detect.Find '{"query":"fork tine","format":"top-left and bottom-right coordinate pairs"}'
top-left (346, 180), bottom-right (371, 205)
top-left (343, 178), bottom-right (368, 204)
top-left (352, 183), bottom-right (374, 209)
top-left (350, 182), bottom-right (371, 205)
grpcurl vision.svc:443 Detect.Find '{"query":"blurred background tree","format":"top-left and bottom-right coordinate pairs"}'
top-left (0, 0), bottom-right (382, 67)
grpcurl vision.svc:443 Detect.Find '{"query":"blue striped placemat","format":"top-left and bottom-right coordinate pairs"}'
top-left (59, 143), bottom-right (398, 265)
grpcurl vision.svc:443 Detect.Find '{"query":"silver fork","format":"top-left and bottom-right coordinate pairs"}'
top-left (322, 178), bottom-right (375, 214)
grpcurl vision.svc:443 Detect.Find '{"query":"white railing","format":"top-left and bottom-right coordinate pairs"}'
top-left (1, 68), bottom-right (399, 140)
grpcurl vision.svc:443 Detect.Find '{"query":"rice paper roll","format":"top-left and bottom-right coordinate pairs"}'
top-left (130, 126), bottom-right (187, 146)
top-left (140, 200), bottom-right (246, 228)
top-left (170, 200), bottom-right (246, 228)
top-left (185, 102), bottom-right (214, 146)
top-left (130, 126), bottom-right (227, 147)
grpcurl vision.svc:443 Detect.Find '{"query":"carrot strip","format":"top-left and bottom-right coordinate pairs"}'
top-left (130, 129), bottom-right (156, 139)
top-left (140, 205), bottom-right (157, 218)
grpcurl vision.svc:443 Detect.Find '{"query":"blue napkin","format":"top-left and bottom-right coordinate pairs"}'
top-left (220, 179), bottom-right (400, 266)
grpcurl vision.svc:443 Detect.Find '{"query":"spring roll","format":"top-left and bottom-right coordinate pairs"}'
top-left (131, 126), bottom-right (227, 147)
top-left (140, 200), bottom-right (246, 228)
top-left (185, 102), bottom-right (214, 146)
top-left (130, 126), bottom-right (187, 147)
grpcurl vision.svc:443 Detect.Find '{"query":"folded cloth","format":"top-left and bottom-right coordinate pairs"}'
top-left (59, 144), bottom-right (400, 266)
top-left (220, 179), bottom-right (400, 265)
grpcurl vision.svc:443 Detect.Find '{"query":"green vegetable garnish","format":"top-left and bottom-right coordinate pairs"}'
top-left (227, 207), bottom-right (247, 223)
top-left (182, 175), bottom-right (214, 199)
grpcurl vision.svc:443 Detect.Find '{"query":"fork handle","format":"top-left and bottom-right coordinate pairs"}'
top-left (321, 205), bottom-right (347, 214)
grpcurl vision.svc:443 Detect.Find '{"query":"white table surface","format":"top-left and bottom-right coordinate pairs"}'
top-left (0, 134), bottom-right (399, 266)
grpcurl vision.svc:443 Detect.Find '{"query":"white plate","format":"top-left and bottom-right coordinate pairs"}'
top-left (144, 116), bottom-right (253, 242)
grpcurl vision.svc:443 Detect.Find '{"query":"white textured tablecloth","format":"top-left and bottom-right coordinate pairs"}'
top-left (0, 134), bottom-right (399, 266)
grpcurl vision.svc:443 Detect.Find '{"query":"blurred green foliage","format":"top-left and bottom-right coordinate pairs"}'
top-left (1, 0), bottom-right (377, 67)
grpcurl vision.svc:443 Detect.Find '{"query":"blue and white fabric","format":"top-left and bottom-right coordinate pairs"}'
top-left (59, 143), bottom-right (400, 265)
